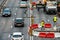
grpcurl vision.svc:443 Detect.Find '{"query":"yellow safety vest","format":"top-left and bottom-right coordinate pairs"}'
top-left (53, 17), bottom-right (57, 22)
top-left (41, 22), bottom-right (44, 27)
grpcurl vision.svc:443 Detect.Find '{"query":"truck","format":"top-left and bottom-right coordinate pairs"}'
top-left (45, 0), bottom-right (57, 14)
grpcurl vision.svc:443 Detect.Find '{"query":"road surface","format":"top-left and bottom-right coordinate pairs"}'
top-left (0, 0), bottom-right (30, 40)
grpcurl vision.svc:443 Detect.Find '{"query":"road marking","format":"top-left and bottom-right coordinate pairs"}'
top-left (11, 26), bottom-right (13, 28)
top-left (47, 19), bottom-right (50, 22)
top-left (8, 34), bottom-right (10, 38)
top-left (15, 13), bottom-right (16, 15)
top-left (12, 19), bottom-right (14, 21)
top-left (16, 8), bottom-right (18, 10)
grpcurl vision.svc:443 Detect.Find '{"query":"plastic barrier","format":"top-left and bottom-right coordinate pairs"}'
top-left (38, 32), bottom-right (47, 38)
top-left (44, 23), bottom-right (51, 28)
top-left (47, 32), bottom-right (55, 38)
top-left (30, 24), bottom-right (38, 29)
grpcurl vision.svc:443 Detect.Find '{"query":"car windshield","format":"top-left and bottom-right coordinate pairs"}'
top-left (13, 35), bottom-right (22, 37)
top-left (15, 19), bottom-right (23, 23)
top-left (47, 2), bottom-right (57, 6)
top-left (4, 10), bottom-right (10, 12)
top-left (21, 1), bottom-right (26, 4)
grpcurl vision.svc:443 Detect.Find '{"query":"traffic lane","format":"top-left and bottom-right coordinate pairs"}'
top-left (10, 8), bottom-right (30, 40)
top-left (0, 17), bottom-right (13, 40)
top-left (0, 0), bottom-right (19, 40)
top-left (4, 0), bottom-right (15, 7)
top-left (14, 7), bottom-right (30, 40)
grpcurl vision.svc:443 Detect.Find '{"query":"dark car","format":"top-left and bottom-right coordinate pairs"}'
top-left (2, 8), bottom-right (11, 17)
top-left (14, 18), bottom-right (24, 27)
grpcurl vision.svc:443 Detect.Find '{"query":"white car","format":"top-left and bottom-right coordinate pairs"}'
top-left (10, 32), bottom-right (24, 40)
top-left (20, 1), bottom-right (27, 8)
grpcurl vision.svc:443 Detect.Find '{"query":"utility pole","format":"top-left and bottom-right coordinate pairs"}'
top-left (29, 0), bottom-right (34, 40)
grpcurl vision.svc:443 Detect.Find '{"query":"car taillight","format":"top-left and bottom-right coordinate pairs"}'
top-left (12, 39), bottom-right (14, 40)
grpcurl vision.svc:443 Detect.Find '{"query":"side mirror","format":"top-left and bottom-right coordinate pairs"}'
top-left (10, 34), bottom-right (13, 36)
top-left (9, 34), bottom-right (12, 38)
top-left (10, 34), bottom-right (13, 38)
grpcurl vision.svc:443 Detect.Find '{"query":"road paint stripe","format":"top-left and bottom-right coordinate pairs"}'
top-left (12, 19), bottom-right (14, 21)
top-left (11, 26), bottom-right (13, 28)
top-left (8, 34), bottom-right (10, 38)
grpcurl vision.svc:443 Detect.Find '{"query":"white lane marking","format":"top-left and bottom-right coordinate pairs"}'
top-left (11, 26), bottom-right (13, 28)
top-left (15, 13), bottom-right (16, 15)
top-left (12, 19), bottom-right (14, 21)
top-left (8, 34), bottom-right (10, 38)
top-left (48, 19), bottom-right (50, 22)
top-left (16, 8), bottom-right (18, 10)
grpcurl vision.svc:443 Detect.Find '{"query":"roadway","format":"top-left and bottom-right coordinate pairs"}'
top-left (0, 0), bottom-right (4, 5)
top-left (0, 0), bottom-right (30, 40)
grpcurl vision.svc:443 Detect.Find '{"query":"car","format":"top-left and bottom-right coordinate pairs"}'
top-left (20, 1), bottom-right (27, 8)
top-left (10, 32), bottom-right (24, 40)
top-left (14, 18), bottom-right (24, 27)
top-left (2, 8), bottom-right (11, 17)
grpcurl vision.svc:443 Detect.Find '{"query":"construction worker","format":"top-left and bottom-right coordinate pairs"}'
top-left (53, 16), bottom-right (57, 23)
top-left (40, 20), bottom-right (45, 27)
top-left (40, 20), bottom-right (45, 30)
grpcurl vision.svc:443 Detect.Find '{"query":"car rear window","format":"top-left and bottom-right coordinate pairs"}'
top-left (15, 19), bottom-right (23, 23)
top-left (13, 35), bottom-right (22, 37)
top-left (21, 1), bottom-right (26, 4)
top-left (4, 10), bottom-right (10, 12)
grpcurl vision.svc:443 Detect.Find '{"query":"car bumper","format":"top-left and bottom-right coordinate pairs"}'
top-left (14, 23), bottom-right (24, 27)
top-left (2, 14), bottom-right (11, 17)
top-left (20, 5), bottom-right (27, 8)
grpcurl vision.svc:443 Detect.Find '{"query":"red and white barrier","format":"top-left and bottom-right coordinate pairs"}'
top-left (32, 31), bottom-right (60, 38)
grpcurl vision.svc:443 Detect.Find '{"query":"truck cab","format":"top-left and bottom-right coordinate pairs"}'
top-left (46, 1), bottom-right (57, 14)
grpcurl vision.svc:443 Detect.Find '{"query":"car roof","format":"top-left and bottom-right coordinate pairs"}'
top-left (4, 8), bottom-right (10, 10)
top-left (13, 32), bottom-right (22, 35)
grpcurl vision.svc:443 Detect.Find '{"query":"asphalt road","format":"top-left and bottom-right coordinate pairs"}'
top-left (0, 0), bottom-right (4, 5)
top-left (0, 0), bottom-right (30, 40)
